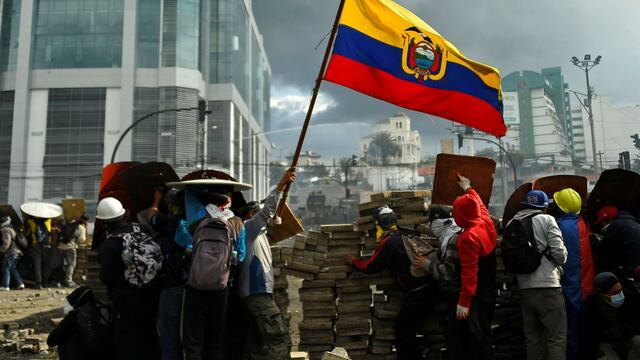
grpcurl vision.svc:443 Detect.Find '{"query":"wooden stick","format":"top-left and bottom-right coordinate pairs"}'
top-left (275, 0), bottom-right (347, 218)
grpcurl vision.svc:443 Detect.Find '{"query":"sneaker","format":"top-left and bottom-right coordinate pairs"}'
top-left (16, 284), bottom-right (25, 290)
top-left (62, 281), bottom-right (77, 288)
top-left (0, 287), bottom-right (9, 291)
top-left (33, 284), bottom-right (43, 290)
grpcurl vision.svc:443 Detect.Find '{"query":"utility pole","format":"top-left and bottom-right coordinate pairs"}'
top-left (571, 54), bottom-right (602, 175)
top-left (344, 154), bottom-right (358, 199)
top-left (597, 151), bottom-right (604, 170)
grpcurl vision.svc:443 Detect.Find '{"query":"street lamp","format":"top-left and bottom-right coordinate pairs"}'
top-left (110, 101), bottom-right (211, 164)
top-left (571, 54), bottom-right (601, 174)
top-left (344, 154), bottom-right (358, 200)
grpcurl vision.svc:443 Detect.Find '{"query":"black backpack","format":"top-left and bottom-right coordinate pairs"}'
top-left (75, 302), bottom-right (113, 355)
top-left (502, 213), bottom-right (547, 274)
top-left (61, 222), bottom-right (79, 244)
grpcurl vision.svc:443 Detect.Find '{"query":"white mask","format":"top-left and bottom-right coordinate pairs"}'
top-left (63, 299), bottom-right (74, 315)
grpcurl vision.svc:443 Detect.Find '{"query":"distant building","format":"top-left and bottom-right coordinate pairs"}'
top-left (579, 96), bottom-right (640, 168)
top-left (502, 67), bottom-right (573, 165)
top-left (287, 150), bottom-right (322, 167)
top-left (359, 113), bottom-right (422, 165)
top-left (570, 108), bottom-right (587, 162)
top-left (0, 0), bottom-right (271, 210)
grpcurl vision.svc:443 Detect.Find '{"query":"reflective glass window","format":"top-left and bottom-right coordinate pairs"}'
top-left (0, 0), bottom-right (21, 72)
top-left (32, 0), bottom-right (123, 69)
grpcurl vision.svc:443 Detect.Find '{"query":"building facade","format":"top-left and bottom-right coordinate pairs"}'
top-left (0, 0), bottom-right (271, 211)
top-left (360, 113), bottom-right (422, 165)
top-left (579, 96), bottom-right (640, 169)
top-left (502, 67), bottom-right (572, 166)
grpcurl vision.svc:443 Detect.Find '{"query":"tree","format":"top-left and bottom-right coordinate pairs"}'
top-left (366, 131), bottom-right (402, 165)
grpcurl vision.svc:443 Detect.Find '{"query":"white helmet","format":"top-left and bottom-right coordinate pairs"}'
top-left (95, 197), bottom-right (126, 221)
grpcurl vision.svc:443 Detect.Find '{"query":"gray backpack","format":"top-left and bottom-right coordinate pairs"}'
top-left (188, 216), bottom-right (236, 291)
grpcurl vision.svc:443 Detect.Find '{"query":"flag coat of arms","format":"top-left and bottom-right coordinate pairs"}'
top-left (324, 0), bottom-right (506, 137)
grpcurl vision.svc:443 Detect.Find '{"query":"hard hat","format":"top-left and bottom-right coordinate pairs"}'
top-left (594, 205), bottom-right (618, 225)
top-left (95, 197), bottom-right (125, 221)
top-left (522, 190), bottom-right (549, 209)
top-left (553, 188), bottom-right (582, 214)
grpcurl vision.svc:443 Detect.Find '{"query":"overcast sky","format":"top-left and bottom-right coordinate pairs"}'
top-left (252, 0), bottom-right (640, 162)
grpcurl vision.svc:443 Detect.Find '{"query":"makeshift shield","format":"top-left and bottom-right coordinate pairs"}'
top-left (587, 169), bottom-right (640, 225)
top-left (432, 153), bottom-right (496, 206)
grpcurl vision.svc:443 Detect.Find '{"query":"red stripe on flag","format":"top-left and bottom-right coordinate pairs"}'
top-left (324, 54), bottom-right (506, 137)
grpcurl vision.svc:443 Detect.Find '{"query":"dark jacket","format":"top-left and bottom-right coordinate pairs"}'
top-left (592, 211), bottom-right (640, 278)
top-left (151, 212), bottom-right (187, 288)
top-left (578, 288), bottom-right (640, 360)
top-left (352, 229), bottom-right (431, 291)
top-left (47, 288), bottom-right (113, 360)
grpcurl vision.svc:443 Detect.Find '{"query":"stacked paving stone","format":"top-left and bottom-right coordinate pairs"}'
top-left (84, 250), bottom-right (109, 303)
top-left (285, 188), bottom-right (527, 359)
top-left (271, 246), bottom-right (292, 325)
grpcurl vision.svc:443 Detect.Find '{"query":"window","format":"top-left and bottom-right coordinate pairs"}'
top-left (32, 0), bottom-right (123, 69)
top-left (0, 0), bottom-right (21, 72)
top-left (43, 88), bottom-right (106, 204)
top-left (0, 91), bottom-right (14, 202)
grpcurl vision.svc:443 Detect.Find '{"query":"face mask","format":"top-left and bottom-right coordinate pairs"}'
top-left (63, 299), bottom-right (74, 315)
top-left (376, 225), bottom-right (384, 240)
top-left (608, 292), bottom-right (625, 308)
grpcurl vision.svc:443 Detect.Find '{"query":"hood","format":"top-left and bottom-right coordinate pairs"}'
top-left (66, 286), bottom-right (95, 308)
top-left (452, 193), bottom-right (481, 228)
top-left (513, 208), bottom-right (544, 221)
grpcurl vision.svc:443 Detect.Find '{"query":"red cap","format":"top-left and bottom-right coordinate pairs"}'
top-left (594, 205), bottom-right (618, 225)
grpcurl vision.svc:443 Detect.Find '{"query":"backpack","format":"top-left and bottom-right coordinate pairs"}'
top-left (61, 222), bottom-right (79, 244)
top-left (75, 302), bottom-right (113, 355)
top-left (113, 223), bottom-right (163, 287)
top-left (501, 213), bottom-right (547, 274)
top-left (187, 216), bottom-right (236, 291)
top-left (0, 228), bottom-right (10, 253)
top-left (401, 233), bottom-right (437, 278)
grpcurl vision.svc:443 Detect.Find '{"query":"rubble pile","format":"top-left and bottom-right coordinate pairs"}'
top-left (1, 320), bottom-right (52, 357)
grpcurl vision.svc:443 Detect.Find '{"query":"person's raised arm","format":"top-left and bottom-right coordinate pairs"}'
top-left (245, 168), bottom-right (296, 231)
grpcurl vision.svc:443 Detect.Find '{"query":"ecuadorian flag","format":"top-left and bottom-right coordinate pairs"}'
top-left (324, 0), bottom-right (506, 137)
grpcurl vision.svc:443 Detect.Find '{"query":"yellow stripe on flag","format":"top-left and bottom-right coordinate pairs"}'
top-left (339, 0), bottom-right (501, 91)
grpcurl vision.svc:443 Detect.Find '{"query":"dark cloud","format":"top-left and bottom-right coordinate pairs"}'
top-left (253, 0), bottom-right (640, 159)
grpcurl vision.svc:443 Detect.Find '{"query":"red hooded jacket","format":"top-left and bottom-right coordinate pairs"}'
top-left (452, 188), bottom-right (497, 308)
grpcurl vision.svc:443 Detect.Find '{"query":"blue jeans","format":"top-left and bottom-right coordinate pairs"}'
top-left (2, 255), bottom-right (24, 288)
top-left (159, 285), bottom-right (184, 360)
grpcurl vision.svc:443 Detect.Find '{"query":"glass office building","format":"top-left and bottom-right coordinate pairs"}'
top-left (0, 0), bottom-right (271, 209)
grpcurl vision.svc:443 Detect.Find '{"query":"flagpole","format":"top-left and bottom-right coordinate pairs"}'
top-left (275, 0), bottom-right (347, 218)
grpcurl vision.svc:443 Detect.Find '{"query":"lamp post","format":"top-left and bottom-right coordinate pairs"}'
top-left (110, 103), bottom-right (210, 164)
top-left (344, 154), bottom-right (358, 200)
top-left (571, 54), bottom-right (601, 175)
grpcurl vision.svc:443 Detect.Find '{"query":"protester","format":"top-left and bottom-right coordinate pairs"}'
top-left (25, 216), bottom-right (53, 289)
top-left (347, 205), bottom-right (437, 360)
top-left (509, 190), bottom-right (568, 360)
top-left (235, 170), bottom-right (296, 359)
top-left (552, 188), bottom-right (595, 360)
top-left (148, 188), bottom-right (188, 360)
top-left (579, 272), bottom-right (640, 360)
top-left (47, 286), bottom-right (113, 360)
top-left (97, 197), bottom-right (161, 360)
top-left (58, 215), bottom-right (88, 288)
top-left (447, 175), bottom-right (497, 360)
top-left (591, 205), bottom-right (640, 280)
top-left (415, 204), bottom-right (467, 359)
top-left (1, 216), bottom-right (26, 291)
top-left (181, 188), bottom-right (241, 360)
